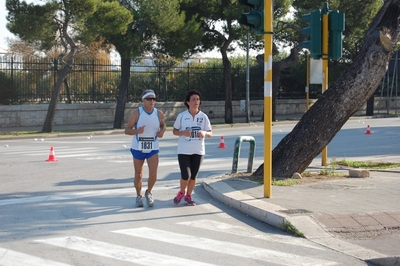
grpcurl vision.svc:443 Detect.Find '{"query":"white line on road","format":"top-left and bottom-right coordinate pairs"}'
top-left (35, 236), bottom-right (217, 266)
top-left (0, 187), bottom-right (176, 206)
top-left (177, 219), bottom-right (325, 251)
top-left (113, 227), bottom-right (338, 266)
top-left (0, 247), bottom-right (72, 266)
top-left (2, 147), bottom-right (100, 155)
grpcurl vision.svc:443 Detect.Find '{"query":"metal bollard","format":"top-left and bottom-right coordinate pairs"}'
top-left (232, 136), bottom-right (256, 173)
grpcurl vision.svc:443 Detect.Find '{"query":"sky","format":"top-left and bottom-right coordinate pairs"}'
top-left (0, 0), bottom-right (252, 58)
top-left (0, 0), bottom-right (13, 50)
top-left (0, 1), bottom-right (221, 56)
top-left (0, 2), bottom-right (223, 58)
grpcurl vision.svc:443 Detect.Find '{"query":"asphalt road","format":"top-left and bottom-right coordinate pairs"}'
top-left (1, 116), bottom-right (399, 265)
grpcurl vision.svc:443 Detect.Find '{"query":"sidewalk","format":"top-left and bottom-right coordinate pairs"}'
top-left (203, 165), bottom-right (400, 266)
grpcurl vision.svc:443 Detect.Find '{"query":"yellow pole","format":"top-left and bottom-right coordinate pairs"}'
top-left (321, 10), bottom-right (329, 166)
top-left (264, 0), bottom-right (273, 198)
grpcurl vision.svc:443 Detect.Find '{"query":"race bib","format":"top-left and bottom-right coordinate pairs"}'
top-left (138, 137), bottom-right (155, 153)
top-left (186, 126), bottom-right (201, 141)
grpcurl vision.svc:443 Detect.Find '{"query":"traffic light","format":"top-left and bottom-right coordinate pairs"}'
top-left (237, 0), bottom-right (264, 34)
top-left (301, 9), bottom-right (322, 59)
top-left (328, 10), bottom-right (345, 60)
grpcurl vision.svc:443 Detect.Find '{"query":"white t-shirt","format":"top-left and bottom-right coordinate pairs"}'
top-left (173, 110), bottom-right (212, 155)
top-left (130, 107), bottom-right (160, 152)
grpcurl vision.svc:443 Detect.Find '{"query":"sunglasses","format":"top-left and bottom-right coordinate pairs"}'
top-left (145, 98), bottom-right (156, 101)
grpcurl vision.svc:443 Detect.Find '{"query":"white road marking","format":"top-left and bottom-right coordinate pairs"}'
top-left (177, 219), bottom-right (325, 250)
top-left (113, 227), bottom-right (338, 266)
top-left (35, 236), bottom-right (217, 266)
top-left (2, 147), bottom-right (100, 155)
top-left (0, 187), bottom-right (175, 206)
top-left (0, 247), bottom-right (72, 266)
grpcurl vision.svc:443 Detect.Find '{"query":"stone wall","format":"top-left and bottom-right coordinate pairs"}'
top-left (0, 98), bottom-right (396, 128)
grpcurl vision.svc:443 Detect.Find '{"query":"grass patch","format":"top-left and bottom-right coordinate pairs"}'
top-left (337, 159), bottom-right (400, 170)
top-left (222, 158), bottom-right (400, 187)
top-left (247, 171), bottom-right (346, 186)
top-left (283, 221), bottom-right (304, 237)
top-left (272, 179), bottom-right (302, 186)
top-left (0, 131), bottom-right (42, 136)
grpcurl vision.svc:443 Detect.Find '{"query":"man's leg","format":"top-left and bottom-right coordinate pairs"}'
top-left (146, 153), bottom-right (159, 193)
top-left (134, 158), bottom-right (144, 196)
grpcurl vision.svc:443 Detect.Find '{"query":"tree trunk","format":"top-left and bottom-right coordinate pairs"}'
top-left (366, 94), bottom-right (374, 115)
top-left (113, 58), bottom-right (131, 129)
top-left (222, 50), bottom-right (233, 124)
top-left (42, 45), bottom-right (77, 133)
top-left (64, 78), bottom-right (72, 104)
top-left (254, 0), bottom-right (400, 178)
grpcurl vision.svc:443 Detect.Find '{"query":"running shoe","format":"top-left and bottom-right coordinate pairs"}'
top-left (173, 191), bottom-right (185, 205)
top-left (145, 190), bottom-right (154, 207)
top-left (184, 194), bottom-right (196, 206)
top-left (136, 195), bottom-right (144, 207)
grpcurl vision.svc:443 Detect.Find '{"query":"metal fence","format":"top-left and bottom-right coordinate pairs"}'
top-left (0, 55), bottom-right (122, 104)
top-left (3, 53), bottom-right (399, 106)
top-left (0, 54), bottom-right (311, 105)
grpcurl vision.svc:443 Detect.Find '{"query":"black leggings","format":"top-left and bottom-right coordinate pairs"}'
top-left (178, 154), bottom-right (204, 180)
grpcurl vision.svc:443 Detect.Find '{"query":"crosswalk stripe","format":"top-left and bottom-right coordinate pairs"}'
top-left (53, 153), bottom-right (96, 158)
top-left (0, 247), bottom-right (72, 266)
top-left (0, 187), bottom-right (175, 206)
top-left (4, 146), bottom-right (258, 169)
top-left (113, 227), bottom-right (338, 266)
top-left (35, 236), bottom-right (217, 266)
top-left (177, 220), bottom-right (325, 250)
top-left (2, 147), bottom-right (99, 155)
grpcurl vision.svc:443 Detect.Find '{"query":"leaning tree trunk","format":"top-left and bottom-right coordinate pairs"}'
top-left (42, 61), bottom-right (73, 132)
top-left (113, 58), bottom-right (131, 129)
top-left (254, 0), bottom-right (400, 178)
top-left (42, 32), bottom-right (78, 133)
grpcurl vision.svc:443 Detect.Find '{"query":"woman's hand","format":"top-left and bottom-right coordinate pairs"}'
top-left (198, 130), bottom-right (207, 138)
top-left (183, 129), bottom-right (192, 137)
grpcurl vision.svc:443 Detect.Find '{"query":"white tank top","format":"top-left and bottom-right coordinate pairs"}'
top-left (130, 107), bottom-right (160, 152)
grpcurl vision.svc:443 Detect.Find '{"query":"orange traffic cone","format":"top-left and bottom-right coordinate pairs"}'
top-left (217, 136), bottom-right (226, 148)
top-left (46, 146), bottom-right (58, 162)
top-left (365, 125), bottom-right (372, 135)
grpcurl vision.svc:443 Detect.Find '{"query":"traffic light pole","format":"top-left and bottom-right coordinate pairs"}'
top-left (300, 2), bottom-right (344, 166)
top-left (263, 0), bottom-right (273, 198)
top-left (306, 53), bottom-right (310, 111)
top-left (321, 3), bottom-right (329, 166)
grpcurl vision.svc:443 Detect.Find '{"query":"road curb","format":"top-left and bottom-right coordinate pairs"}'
top-left (202, 179), bottom-right (286, 229)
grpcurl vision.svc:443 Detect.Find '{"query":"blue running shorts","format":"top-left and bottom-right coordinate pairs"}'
top-left (130, 148), bottom-right (159, 160)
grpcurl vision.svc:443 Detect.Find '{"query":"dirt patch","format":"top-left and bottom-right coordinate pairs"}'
top-left (330, 229), bottom-right (400, 240)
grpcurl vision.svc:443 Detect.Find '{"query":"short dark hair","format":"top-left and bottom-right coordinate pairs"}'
top-left (184, 90), bottom-right (202, 108)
